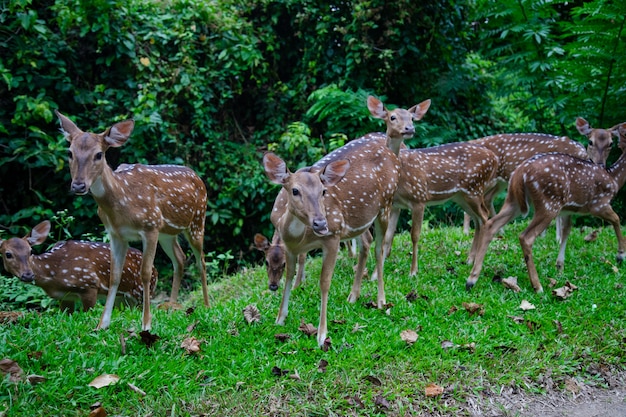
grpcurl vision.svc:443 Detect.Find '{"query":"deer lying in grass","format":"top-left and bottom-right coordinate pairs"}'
top-left (465, 123), bottom-right (625, 292)
top-left (0, 220), bottom-right (156, 311)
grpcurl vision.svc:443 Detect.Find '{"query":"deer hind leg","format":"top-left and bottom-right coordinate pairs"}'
top-left (139, 233), bottom-right (160, 331)
top-left (318, 238), bottom-right (341, 347)
top-left (555, 214), bottom-right (572, 271)
top-left (519, 214), bottom-right (555, 293)
top-left (158, 235), bottom-right (186, 303)
top-left (348, 230), bottom-right (372, 303)
top-left (183, 229), bottom-right (209, 306)
top-left (594, 206), bottom-right (626, 263)
top-left (80, 289), bottom-right (98, 312)
top-left (372, 215), bottom-right (389, 309)
top-left (97, 238), bottom-right (129, 330)
top-left (371, 207), bottom-right (401, 282)
top-left (293, 252), bottom-right (306, 288)
top-left (466, 201), bottom-right (520, 291)
top-left (460, 195), bottom-right (490, 266)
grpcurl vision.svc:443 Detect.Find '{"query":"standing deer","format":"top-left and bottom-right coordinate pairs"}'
top-left (0, 220), bottom-right (156, 312)
top-left (379, 143), bottom-right (498, 276)
top-left (56, 111), bottom-right (209, 331)
top-left (462, 118), bottom-right (616, 233)
top-left (465, 123), bottom-right (625, 293)
top-left (263, 130), bottom-right (407, 347)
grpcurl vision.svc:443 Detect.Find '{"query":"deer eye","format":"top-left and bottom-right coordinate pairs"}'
top-left (322, 189), bottom-right (327, 196)
top-left (95, 152), bottom-right (103, 161)
top-left (390, 115), bottom-right (396, 121)
top-left (292, 188), bottom-right (300, 196)
top-left (5, 252), bottom-right (12, 259)
top-left (67, 150), bottom-right (73, 160)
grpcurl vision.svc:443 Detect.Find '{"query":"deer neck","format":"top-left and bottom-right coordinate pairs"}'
top-left (609, 150), bottom-right (626, 189)
top-left (89, 162), bottom-right (123, 205)
top-left (386, 136), bottom-right (405, 156)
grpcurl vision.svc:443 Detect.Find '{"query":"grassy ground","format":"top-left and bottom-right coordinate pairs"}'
top-left (1, 220), bottom-right (625, 416)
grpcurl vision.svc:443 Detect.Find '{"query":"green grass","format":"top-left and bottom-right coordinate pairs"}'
top-left (1, 220), bottom-right (625, 416)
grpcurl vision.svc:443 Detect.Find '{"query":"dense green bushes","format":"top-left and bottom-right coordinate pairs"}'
top-left (1, 0), bottom-right (625, 281)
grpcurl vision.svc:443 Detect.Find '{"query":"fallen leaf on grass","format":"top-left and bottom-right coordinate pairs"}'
top-left (271, 366), bottom-right (288, 377)
top-left (318, 359), bottom-right (328, 373)
top-left (0, 359), bottom-right (23, 382)
top-left (447, 305), bottom-right (458, 315)
top-left (88, 405), bottom-right (106, 417)
top-left (400, 329), bottom-right (419, 346)
top-left (507, 315), bottom-right (525, 323)
top-left (462, 302), bottom-right (485, 316)
top-left (139, 330), bottom-right (160, 348)
top-left (501, 276), bottom-right (521, 292)
top-left (243, 305), bottom-right (261, 324)
top-left (605, 259), bottom-right (620, 273)
top-left (181, 337), bottom-right (202, 354)
top-left (552, 281), bottom-right (578, 300)
top-left (362, 375), bottom-right (382, 386)
top-left (0, 311), bottom-right (24, 324)
top-left (26, 374), bottom-right (45, 385)
top-left (298, 320), bottom-right (317, 336)
top-left (519, 300), bottom-right (536, 311)
top-left (553, 320), bottom-right (563, 334)
top-left (274, 333), bottom-right (291, 342)
top-left (289, 369), bottom-right (300, 381)
top-left (406, 290), bottom-right (418, 302)
top-left (584, 230), bottom-right (598, 242)
top-left (321, 337), bottom-right (332, 352)
top-left (88, 374), bottom-right (120, 389)
top-left (441, 340), bottom-right (455, 349)
top-left (425, 383), bottom-right (444, 397)
top-left (186, 320), bottom-right (199, 332)
top-left (525, 319), bottom-right (540, 333)
top-left (374, 394), bottom-right (391, 409)
top-left (345, 395), bottom-right (365, 409)
top-left (548, 278), bottom-right (558, 288)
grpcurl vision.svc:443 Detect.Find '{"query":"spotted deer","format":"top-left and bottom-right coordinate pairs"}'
top-left (56, 111), bottom-right (209, 331)
top-left (377, 143), bottom-right (499, 277)
top-left (0, 220), bottom-right (156, 312)
top-left (263, 130), bottom-right (408, 347)
top-left (465, 123), bottom-right (625, 292)
top-left (462, 118), bottom-right (616, 233)
top-left (258, 96), bottom-right (430, 297)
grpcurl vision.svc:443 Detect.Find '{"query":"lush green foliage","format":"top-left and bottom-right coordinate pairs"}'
top-left (2, 0), bottom-right (626, 278)
top-left (1, 222), bottom-right (625, 415)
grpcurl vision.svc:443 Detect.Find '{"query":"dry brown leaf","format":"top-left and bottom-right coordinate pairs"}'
top-left (26, 374), bottom-right (46, 385)
top-left (88, 406), bottom-right (107, 417)
top-left (139, 330), bottom-right (160, 348)
top-left (88, 374), bottom-right (120, 389)
top-left (274, 333), bottom-right (291, 342)
top-left (0, 358), bottom-right (23, 383)
top-left (127, 382), bottom-right (146, 396)
top-left (507, 315), bottom-right (525, 323)
top-left (553, 320), bottom-right (563, 334)
top-left (0, 311), bottom-right (24, 324)
top-left (289, 369), bottom-right (301, 381)
top-left (552, 286), bottom-right (573, 299)
top-left (374, 394), bottom-right (391, 409)
top-left (441, 340), bottom-right (455, 349)
top-left (298, 319), bottom-right (317, 336)
top-left (400, 329), bottom-right (419, 346)
top-left (181, 337), bottom-right (202, 354)
top-left (501, 276), bottom-right (521, 292)
top-left (461, 342), bottom-right (476, 353)
top-left (186, 320), bottom-right (199, 332)
top-left (425, 383), bottom-right (444, 397)
top-left (462, 302), bottom-right (485, 316)
top-left (447, 305), bottom-right (458, 315)
top-left (519, 300), bottom-right (536, 311)
top-left (321, 337), bottom-right (332, 352)
top-left (405, 290), bottom-right (418, 302)
top-left (243, 305), bottom-right (261, 324)
top-left (584, 230), bottom-right (598, 242)
top-left (548, 278), bottom-right (558, 288)
top-left (318, 359), bottom-right (329, 373)
top-left (363, 375), bottom-right (382, 386)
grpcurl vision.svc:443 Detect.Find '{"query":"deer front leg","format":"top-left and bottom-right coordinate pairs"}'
top-left (318, 239), bottom-right (340, 347)
top-left (598, 207), bottom-right (626, 263)
top-left (409, 204), bottom-right (425, 276)
top-left (519, 215), bottom-right (554, 293)
top-left (80, 289), bottom-right (98, 312)
top-left (371, 207), bottom-right (401, 282)
top-left (276, 252), bottom-right (298, 325)
top-left (555, 214), bottom-right (572, 271)
top-left (373, 217), bottom-right (388, 308)
top-left (97, 238), bottom-right (128, 330)
top-left (293, 253), bottom-right (307, 288)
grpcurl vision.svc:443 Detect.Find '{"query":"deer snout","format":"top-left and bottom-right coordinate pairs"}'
top-left (312, 218), bottom-right (329, 235)
top-left (402, 126), bottom-right (415, 138)
top-left (269, 283), bottom-right (279, 291)
top-left (70, 181), bottom-right (88, 195)
top-left (20, 271), bottom-right (35, 283)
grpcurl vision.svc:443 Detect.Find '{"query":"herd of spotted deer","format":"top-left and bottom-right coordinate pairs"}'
top-left (1, 96), bottom-right (625, 348)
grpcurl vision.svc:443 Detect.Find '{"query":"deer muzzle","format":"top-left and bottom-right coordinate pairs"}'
top-left (312, 218), bottom-right (329, 236)
top-left (70, 181), bottom-right (88, 195)
top-left (20, 271), bottom-right (35, 283)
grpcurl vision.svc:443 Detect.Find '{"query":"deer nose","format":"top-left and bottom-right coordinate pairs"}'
top-left (20, 271), bottom-right (35, 283)
top-left (71, 182), bottom-right (88, 195)
top-left (312, 218), bottom-right (329, 235)
top-left (269, 283), bottom-right (279, 291)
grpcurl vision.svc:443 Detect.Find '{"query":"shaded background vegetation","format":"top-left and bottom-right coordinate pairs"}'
top-left (1, 0), bottom-right (625, 286)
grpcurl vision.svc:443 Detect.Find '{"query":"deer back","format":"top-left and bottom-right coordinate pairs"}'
top-left (396, 143), bottom-right (498, 205)
top-left (510, 153), bottom-right (618, 217)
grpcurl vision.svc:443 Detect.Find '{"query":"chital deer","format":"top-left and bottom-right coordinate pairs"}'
top-left (0, 220), bottom-right (156, 312)
top-left (465, 123), bottom-right (625, 293)
top-left (263, 131), bottom-right (407, 347)
top-left (462, 118), bottom-right (616, 233)
top-left (378, 143), bottom-right (499, 277)
top-left (56, 111), bottom-right (209, 331)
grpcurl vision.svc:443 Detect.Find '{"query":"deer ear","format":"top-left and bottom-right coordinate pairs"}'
top-left (367, 96), bottom-right (387, 119)
top-left (105, 120), bottom-right (134, 148)
top-left (576, 117), bottom-right (592, 136)
top-left (320, 159), bottom-right (349, 187)
top-left (263, 152), bottom-right (290, 185)
top-left (409, 99), bottom-right (431, 121)
top-left (26, 220), bottom-right (51, 246)
top-left (55, 110), bottom-right (81, 141)
top-left (254, 234), bottom-right (271, 252)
